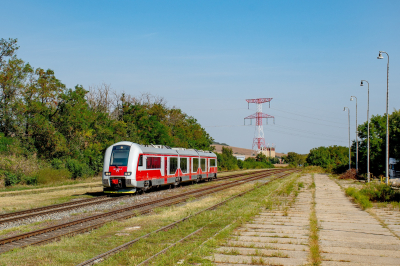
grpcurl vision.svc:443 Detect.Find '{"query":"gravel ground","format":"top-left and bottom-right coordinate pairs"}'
top-left (0, 178), bottom-right (236, 238)
top-left (0, 174), bottom-right (272, 239)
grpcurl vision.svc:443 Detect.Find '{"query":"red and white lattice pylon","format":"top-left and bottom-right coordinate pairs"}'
top-left (244, 98), bottom-right (275, 153)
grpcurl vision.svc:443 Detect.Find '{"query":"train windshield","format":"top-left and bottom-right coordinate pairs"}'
top-left (110, 145), bottom-right (130, 166)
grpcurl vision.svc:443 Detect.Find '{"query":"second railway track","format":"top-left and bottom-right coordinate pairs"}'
top-left (0, 168), bottom-right (292, 254)
top-left (0, 169), bottom-right (269, 226)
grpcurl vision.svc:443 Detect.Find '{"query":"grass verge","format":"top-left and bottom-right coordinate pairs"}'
top-left (0, 174), bottom-right (295, 265)
top-left (345, 187), bottom-right (373, 210)
top-left (309, 174), bottom-right (321, 265)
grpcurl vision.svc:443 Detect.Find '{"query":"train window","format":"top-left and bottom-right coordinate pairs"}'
top-left (180, 158), bottom-right (188, 174)
top-left (170, 157), bottom-right (178, 175)
top-left (210, 159), bottom-right (216, 167)
top-left (138, 155), bottom-right (143, 167)
top-left (146, 157), bottom-right (161, 169)
top-left (192, 158), bottom-right (199, 172)
top-left (110, 145), bottom-right (130, 166)
top-left (201, 158), bottom-right (206, 171)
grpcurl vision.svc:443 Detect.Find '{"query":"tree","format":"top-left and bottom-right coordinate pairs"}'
top-left (306, 146), bottom-right (348, 172)
top-left (356, 110), bottom-right (400, 176)
top-left (0, 39), bottom-right (217, 182)
top-left (217, 146), bottom-right (239, 170)
top-left (0, 39), bottom-right (33, 137)
top-left (0, 38), bottom-right (19, 65)
top-left (285, 152), bottom-right (307, 167)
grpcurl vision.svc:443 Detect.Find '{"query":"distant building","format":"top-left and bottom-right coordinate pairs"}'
top-left (234, 155), bottom-right (246, 161)
top-left (260, 147), bottom-right (275, 158)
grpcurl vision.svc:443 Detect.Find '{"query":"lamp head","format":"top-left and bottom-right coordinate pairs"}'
top-left (343, 107), bottom-right (346, 111)
top-left (360, 81), bottom-right (364, 86)
top-left (377, 51), bottom-right (384, 59)
top-left (350, 97), bottom-right (354, 101)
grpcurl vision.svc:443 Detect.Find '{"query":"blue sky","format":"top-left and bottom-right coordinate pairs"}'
top-left (2, 0), bottom-right (399, 154)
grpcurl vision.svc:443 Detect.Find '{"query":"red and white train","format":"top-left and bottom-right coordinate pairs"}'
top-left (102, 141), bottom-right (218, 193)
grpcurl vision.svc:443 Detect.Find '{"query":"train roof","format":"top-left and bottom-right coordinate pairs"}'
top-left (109, 142), bottom-right (216, 157)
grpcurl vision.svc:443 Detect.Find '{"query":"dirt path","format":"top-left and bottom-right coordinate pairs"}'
top-left (208, 174), bottom-right (312, 265)
top-left (315, 173), bottom-right (400, 265)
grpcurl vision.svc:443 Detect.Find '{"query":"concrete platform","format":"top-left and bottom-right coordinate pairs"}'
top-left (315, 174), bottom-right (400, 265)
top-left (207, 174), bottom-right (312, 265)
top-left (205, 174), bottom-right (400, 265)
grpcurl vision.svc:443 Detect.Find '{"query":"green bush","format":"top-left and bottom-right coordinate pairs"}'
top-left (242, 157), bottom-right (274, 169)
top-left (0, 133), bottom-right (14, 153)
top-left (21, 175), bottom-right (38, 185)
top-left (65, 158), bottom-right (93, 178)
top-left (360, 183), bottom-right (400, 202)
top-left (345, 187), bottom-right (372, 209)
top-left (35, 168), bottom-right (72, 184)
top-left (2, 170), bottom-right (38, 186)
top-left (51, 158), bottom-right (65, 169)
top-left (3, 171), bottom-right (22, 186)
top-left (237, 159), bottom-right (243, 169)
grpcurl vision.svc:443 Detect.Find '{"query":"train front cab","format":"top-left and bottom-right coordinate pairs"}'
top-left (103, 142), bottom-right (138, 194)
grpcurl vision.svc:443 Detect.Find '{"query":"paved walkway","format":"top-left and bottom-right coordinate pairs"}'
top-left (208, 174), bottom-right (312, 266)
top-left (370, 206), bottom-right (400, 239)
top-left (315, 173), bottom-right (400, 265)
top-left (207, 174), bottom-right (400, 265)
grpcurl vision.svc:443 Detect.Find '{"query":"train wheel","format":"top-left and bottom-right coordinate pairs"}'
top-left (174, 177), bottom-right (180, 188)
top-left (139, 181), bottom-right (151, 194)
top-left (143, 181), bottom-right (151, 192)
top-left (196, 175), bottom-right (201, 183)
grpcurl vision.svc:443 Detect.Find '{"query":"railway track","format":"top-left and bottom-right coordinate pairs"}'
top-left (77, 169), bottom-right (298, 266)
top-left (0, 169), bottom-right (270, 226)
top-left (0, 168), bottom-right (291, 254)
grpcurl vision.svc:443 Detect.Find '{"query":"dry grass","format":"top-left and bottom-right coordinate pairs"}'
top-left (301, 166), bottom-right (326, 174)
top-left (0, 184), bottom-right (101, 213)
top-left (0, 178), bottom-right (259, 265)
top-left (0, 154), bottom-right (42, 178)
top-left (339, 169), bottom-right (357, 180)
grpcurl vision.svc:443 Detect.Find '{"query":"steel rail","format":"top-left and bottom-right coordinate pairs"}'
top-left (0, 169), bottom-right (289, 253)
top-left (0, 169), bottom-right (267, 225)
top-left (1, 170), bottom-right (279, 243)
top-left (77, 170), bottom-right (298, 266)
top-left (0, 196), bottom-right (113, 224)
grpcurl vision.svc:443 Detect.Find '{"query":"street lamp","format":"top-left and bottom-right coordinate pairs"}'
top-left (350, 96), bottom-right (358, 175)
top-left (360, 80), bottom-right (370, 182)
top-left (377, 51), bottom-right (389, 185)
top-left (343, 107), bottom-right (351, 170)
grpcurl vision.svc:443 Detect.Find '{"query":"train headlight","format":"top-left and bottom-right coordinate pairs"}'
top-left (124, 172), bottom-right (132, 176)
top-left (105, 172), bottom-right (111, 176)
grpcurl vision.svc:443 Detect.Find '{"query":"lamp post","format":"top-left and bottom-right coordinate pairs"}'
top-left (360, 80), bottom-right (370, 182)
top-left (377, 51), bottom-right (389, 185)
top-left (350, 96), bottom-right (358, 175)
top-left (343, 107), bottom-right (351, 170)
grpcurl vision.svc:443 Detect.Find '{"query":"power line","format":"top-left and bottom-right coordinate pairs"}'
top-left (203, 124), bottom-right (346, 143)
top-left (263, 127), bottom-right (347, 143)
top-left (184, 106), bottom-right (348, 128)
top-left (273, 124), bottom-right (344, 139)
top-left (270, 107), bottom-right (347, 125)
top-left (276, 114), bottom-right (347, 129)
